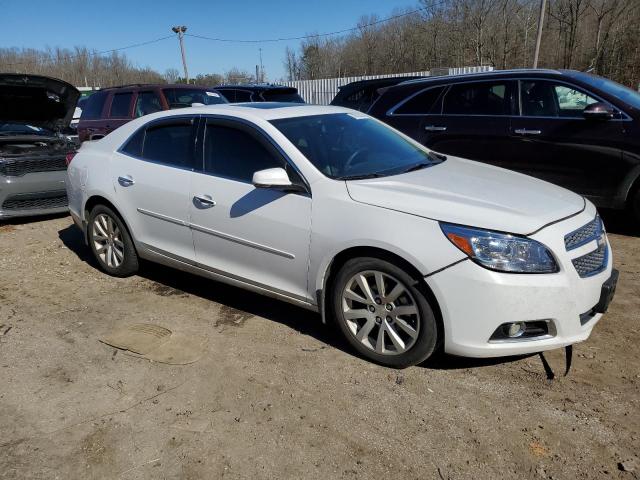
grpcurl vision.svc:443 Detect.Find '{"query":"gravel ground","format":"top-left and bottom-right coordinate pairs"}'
top-left (0, 213), bottom-right (638, 480)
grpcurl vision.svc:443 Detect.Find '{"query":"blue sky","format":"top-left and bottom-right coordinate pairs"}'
top-left (2, 0), bottom-right (417, 81)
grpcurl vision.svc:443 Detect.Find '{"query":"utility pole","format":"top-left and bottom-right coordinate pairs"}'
top-left (258, 48), bottom-right (264, 83)
top-left (172, 26), bottom-right (189, 83)
top-left (532, 0), bottom-right (547, 68)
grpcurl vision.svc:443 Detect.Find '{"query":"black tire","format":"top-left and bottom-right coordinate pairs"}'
top-left (87, 205), bottom-right (138, 277)
top-left (331, 257), bottom-right (439, 368)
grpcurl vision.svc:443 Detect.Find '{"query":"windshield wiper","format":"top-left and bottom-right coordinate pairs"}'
top-left (337, 172), bottom-right (388, 180)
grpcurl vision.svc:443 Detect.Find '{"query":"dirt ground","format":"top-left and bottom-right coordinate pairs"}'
top-left (0, 212), bottom-right (638, 480)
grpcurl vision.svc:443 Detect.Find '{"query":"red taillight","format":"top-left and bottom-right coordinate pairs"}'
top-left (65, 151), bottom-right (77, 166)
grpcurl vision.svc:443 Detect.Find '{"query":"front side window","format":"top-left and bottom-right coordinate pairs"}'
top-left (135, 91), bottom-right (162, 117)
top-left (271, 113), bottom-right (442, 180)
top-left (394, 87), bottom-right (445, 114)
top-left (204, 122), bottom-right (283, 182)
top-left (120, 120), bottom-right (194, 168)
top-left (109, 92), bottom-right (133, 118)
top-left (442, 82), bottom-right (511, 116)
top-left (162, 88), bottom-right (226, 109)
top-left (521, 80), bottom-right (601, 117)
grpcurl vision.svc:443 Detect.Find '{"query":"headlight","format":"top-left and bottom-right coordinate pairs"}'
top-left (440, 223), bottom-right (558, 273)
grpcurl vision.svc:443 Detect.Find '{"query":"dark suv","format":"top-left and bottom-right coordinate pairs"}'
top-left (367, 69), bottom-right (640, 221)
top-left (214, 84), bottom-right (304, 103)
top-left (77, 84), bottom-right (227, 142)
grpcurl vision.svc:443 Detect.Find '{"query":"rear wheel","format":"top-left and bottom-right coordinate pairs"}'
top-left (87, 205), bottom-right (138, 277)
top-left (331, 257), bottom-right (438, 368)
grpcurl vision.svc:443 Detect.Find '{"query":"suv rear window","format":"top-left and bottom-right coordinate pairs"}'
top-left (80, 91), bottom-right (107, 120)
top-left (109, 93), bottom-right (133, 118)
top-left (394, 87), bottom-right (445, 114)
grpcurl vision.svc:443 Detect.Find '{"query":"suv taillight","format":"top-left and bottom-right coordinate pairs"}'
top-left (65, 151), bottom-right (77, 166)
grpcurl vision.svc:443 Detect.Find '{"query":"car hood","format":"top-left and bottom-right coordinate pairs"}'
top-left (0, 74), bottom-right (80, 131)
top-left (345, 156), bottom-right (585, 235)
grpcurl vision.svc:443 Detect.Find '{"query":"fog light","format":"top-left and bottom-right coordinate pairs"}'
top-left (507, 322), bottom-right (526, 338)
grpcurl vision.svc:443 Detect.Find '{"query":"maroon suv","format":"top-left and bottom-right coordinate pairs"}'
top-left (77, 84), bottom-right (227, 142)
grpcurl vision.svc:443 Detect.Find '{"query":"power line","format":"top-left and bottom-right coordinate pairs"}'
top-left (0, 35), bottom-right (174, 68)
top-left (185, 6), bottom-right (432, 44)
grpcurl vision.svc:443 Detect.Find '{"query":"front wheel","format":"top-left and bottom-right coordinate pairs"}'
top-left (87, 205), bottom-right (139, 277)
top-left (331, 257), bottom-right (439, 368)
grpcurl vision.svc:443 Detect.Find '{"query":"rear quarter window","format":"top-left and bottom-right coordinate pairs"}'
top-left (393, 87), bottom-right (445, 115)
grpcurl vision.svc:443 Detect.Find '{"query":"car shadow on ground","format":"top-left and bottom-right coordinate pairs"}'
top-left (58, 223), bottom-right (543, 372)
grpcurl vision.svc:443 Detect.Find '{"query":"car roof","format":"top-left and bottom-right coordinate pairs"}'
top-left (396, 68), bottom-right (568, 87)
top-left (99, 83), bottom-right (220, 92)
top-left (215, 84), bottom-right (297, 92)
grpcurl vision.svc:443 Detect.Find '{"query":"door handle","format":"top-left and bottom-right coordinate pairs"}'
top-left (424, 125), bottom-right (447, 132)
top-left (514, 129), bottom-right (542, 136)
top-left (118, 175), bottom-right (135, 187)
top-left (194, 195), bottom-right (216, 208)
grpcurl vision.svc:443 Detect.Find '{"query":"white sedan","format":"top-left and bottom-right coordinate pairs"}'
top-left (66, 104), bottom-right (617, 367)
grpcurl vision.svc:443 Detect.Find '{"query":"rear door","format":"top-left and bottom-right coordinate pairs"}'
top-left (110, 116), bottom-right (197, 260)
top-left (418, 80), bottom-right (516, 163)
top-left (382, 86), bottom-right (446, 141)
top-left (508, 79), bottom-right (625, 200)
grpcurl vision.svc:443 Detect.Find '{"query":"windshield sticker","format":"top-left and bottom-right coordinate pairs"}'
top-left (346, 112), bottom-right (367, 120)
top-left (206, 92), bottom-right (221, 97)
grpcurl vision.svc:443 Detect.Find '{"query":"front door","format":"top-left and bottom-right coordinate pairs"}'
top-left (508, 79), bottom-right (625, 202)
top-left (110, 116), bottom-right (197, 260)
top-left (190, 118), bottom-right (312, 302)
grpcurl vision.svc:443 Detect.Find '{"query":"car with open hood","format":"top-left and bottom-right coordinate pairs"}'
top-left (66, 104), bottom-right (617, 367)
top-left (0, 74), bottom-right (79, 219)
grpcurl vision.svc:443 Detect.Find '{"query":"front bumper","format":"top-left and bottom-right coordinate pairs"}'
top-left (426, 204), bottom-right (614, 358)
top-left (0, 171), bottom-right (68, 219)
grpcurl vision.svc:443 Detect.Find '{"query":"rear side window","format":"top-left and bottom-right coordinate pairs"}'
top-left (204, 123), bottom-right (282, 182)
top-left (109, 93), bottom-right (133, 118)
top-left (121, 120), bottom-right (195, 169)
top-left (135, 91), bottom-right (162, 117)
top-left (80, 91), bottom-right (107, 119)
top-left (443, 82), bottom-right (511, 115)
top-left (394, 87), bottom-right (445, 114)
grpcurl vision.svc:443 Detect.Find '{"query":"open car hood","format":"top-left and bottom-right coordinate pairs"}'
top-left (0, 74), bottom-right (80, 131)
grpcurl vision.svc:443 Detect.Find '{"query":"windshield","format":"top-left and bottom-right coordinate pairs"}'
top-left (262, 90), bottom-right (305, 103)
top-left (270, 113), bottom-right (443, 179)
top-left (0, 123), bottom-right (53, 136)
top-left (576, 74), bottom-right (640, 110)
top-left (162, 88), bottom-right (227, 108)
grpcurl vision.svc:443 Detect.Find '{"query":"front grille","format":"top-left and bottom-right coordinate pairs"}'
top-left (564, 216), bottom-right (603, 251)
top-left (572, 241), bottom-right (608, 278)
top-left (0, 156), bottom-right (67, 176)
top-left (2, 191), bottom-right (68, 211)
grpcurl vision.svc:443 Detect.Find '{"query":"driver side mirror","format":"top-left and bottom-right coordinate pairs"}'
top-left (252, 168), bottom-right (304, 192)
top-left (583, 102), bottom-right (615, 121)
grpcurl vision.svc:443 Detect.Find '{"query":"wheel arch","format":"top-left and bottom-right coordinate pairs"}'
top-left (318, 245), bottom-right (444, 348)
top-left (83, 195), bottom-right (135, 246)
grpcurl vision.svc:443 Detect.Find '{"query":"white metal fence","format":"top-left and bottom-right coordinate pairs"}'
top-left (281, 66), bottom-right (494, 104)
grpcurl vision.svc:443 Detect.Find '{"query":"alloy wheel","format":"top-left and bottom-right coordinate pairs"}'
top-left (341, 270), bottom-right (420, 355)
top-left (92, 213), bottom-right (125, 268)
